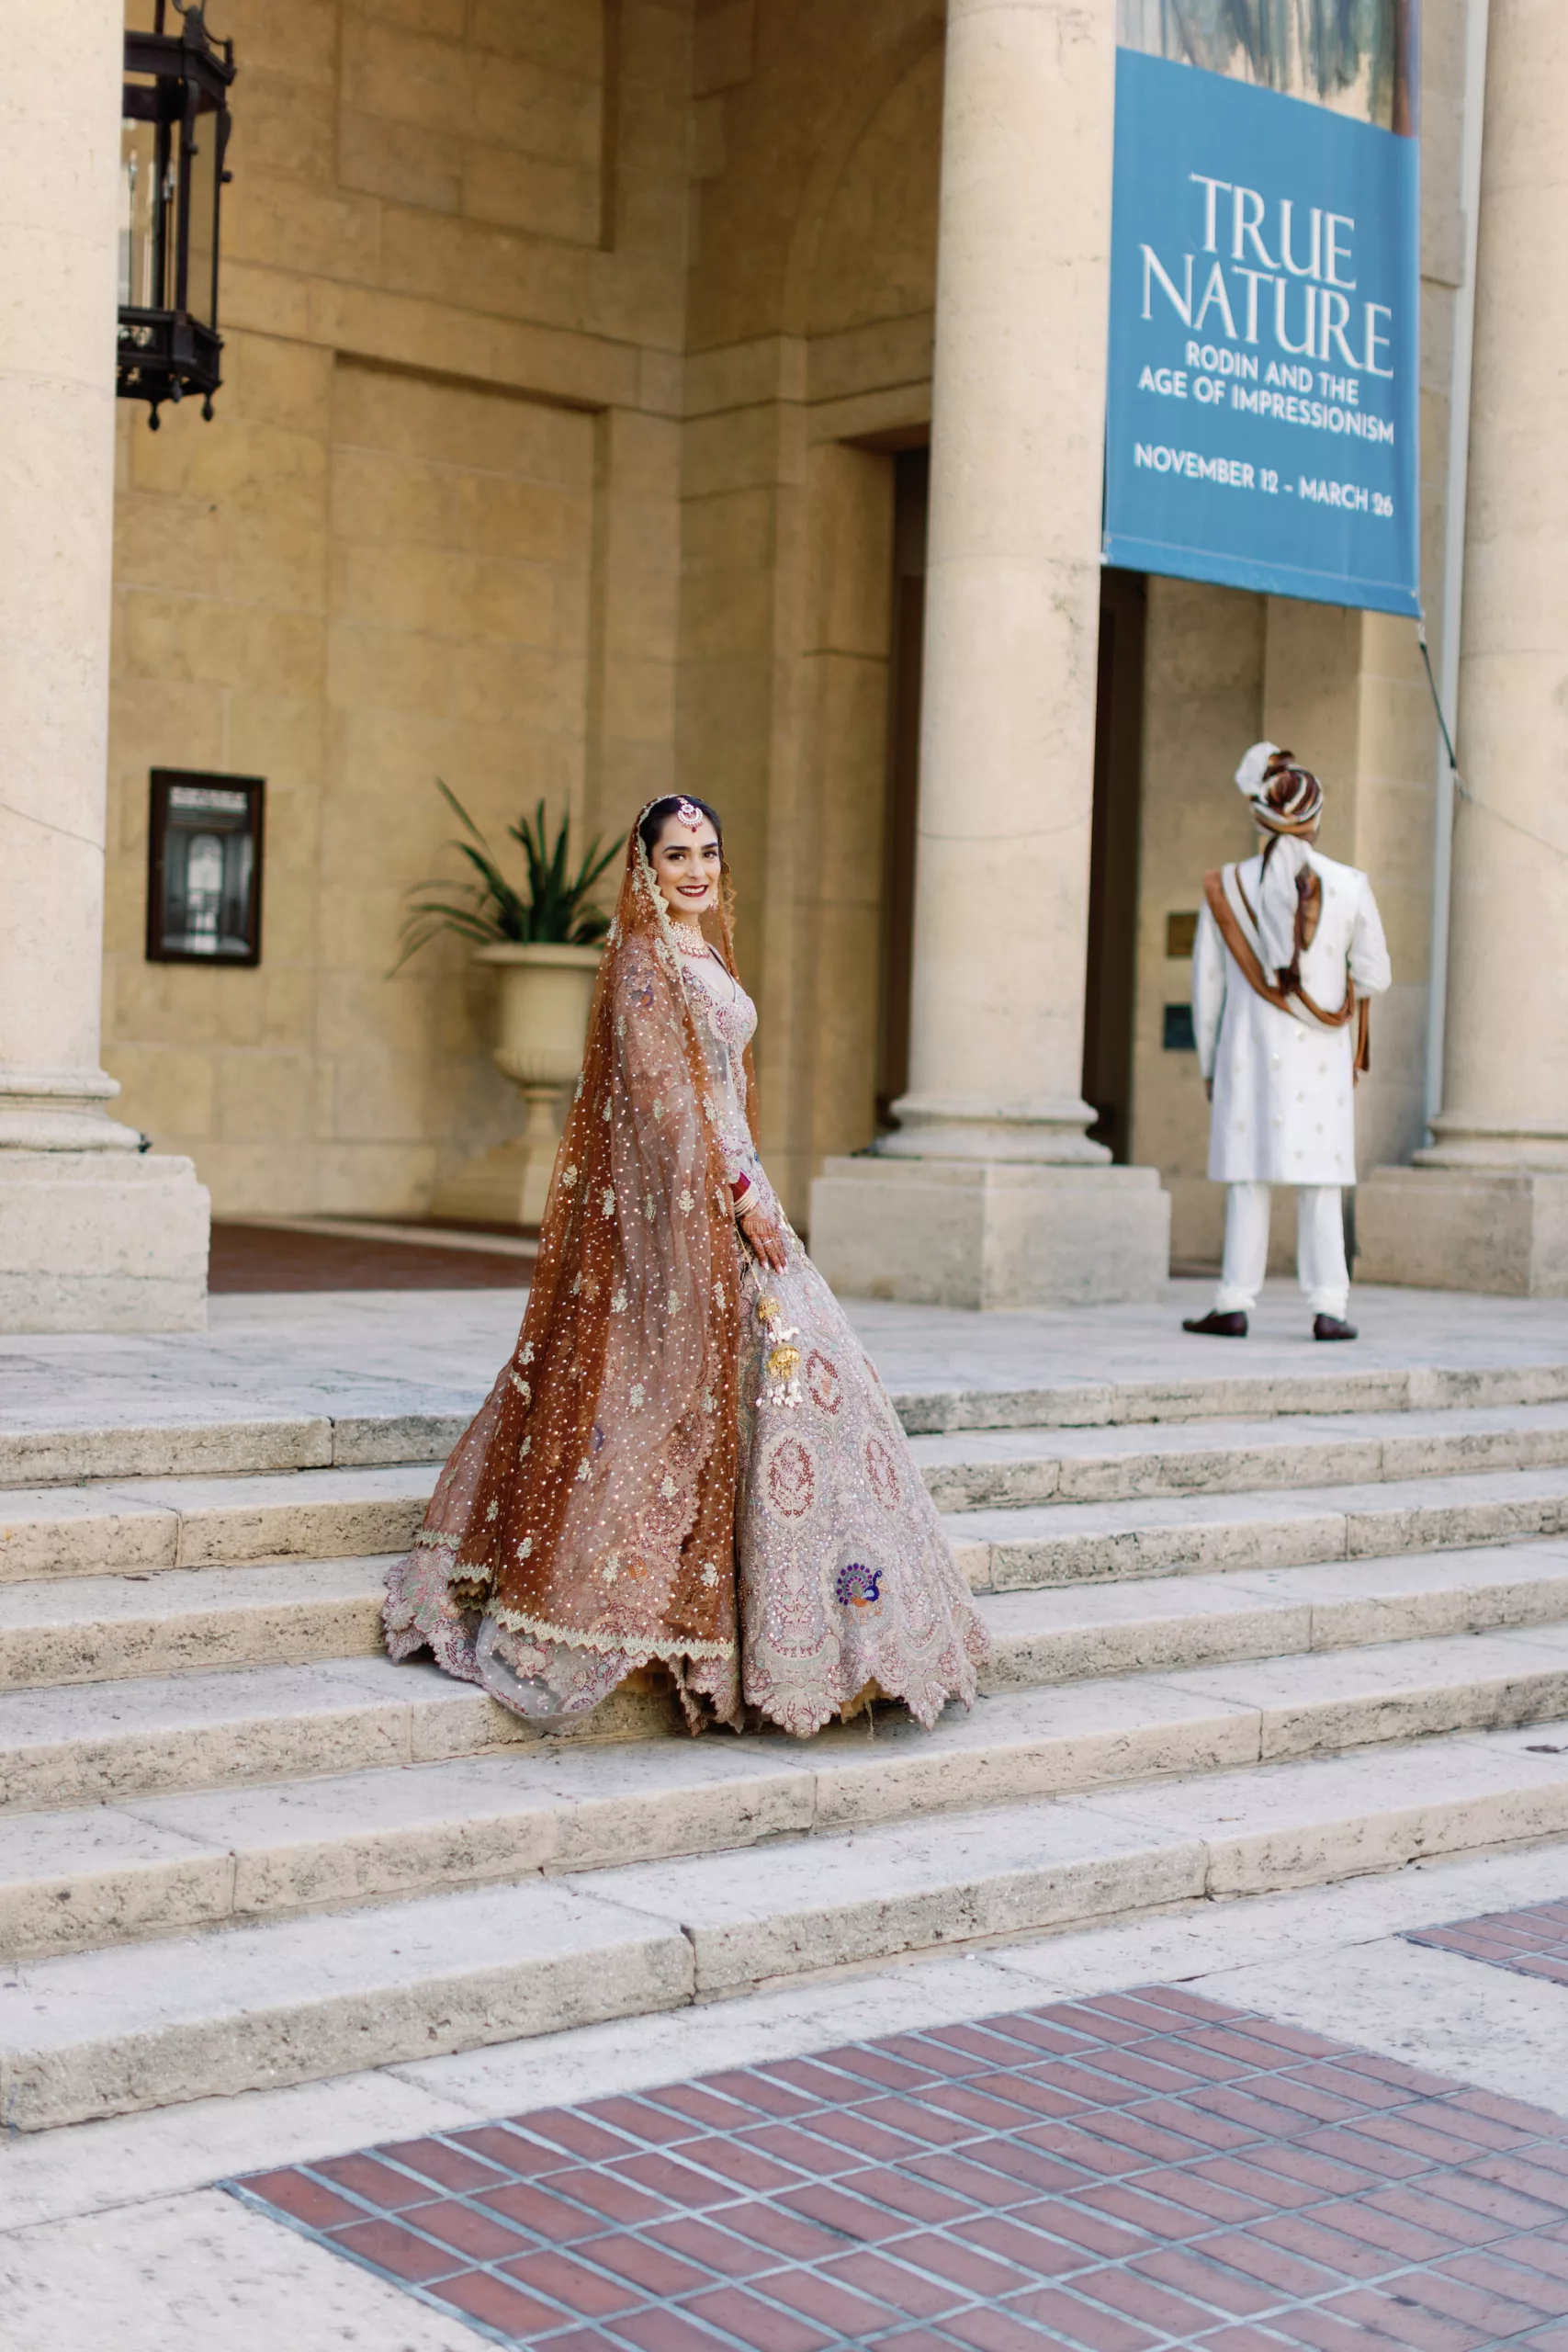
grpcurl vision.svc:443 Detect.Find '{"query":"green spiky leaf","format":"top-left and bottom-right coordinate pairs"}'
top-left (391, 780), bottom-right (618, 970)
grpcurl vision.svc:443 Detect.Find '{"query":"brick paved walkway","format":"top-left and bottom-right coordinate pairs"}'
top-left (230, 1984), bottom-right (1568, 2350)
top-left (1407, 1897), bottom-right (1568, 1989)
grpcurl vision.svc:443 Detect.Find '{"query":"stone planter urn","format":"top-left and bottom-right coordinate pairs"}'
top-left (430, 942), bottom-right (602, 1228)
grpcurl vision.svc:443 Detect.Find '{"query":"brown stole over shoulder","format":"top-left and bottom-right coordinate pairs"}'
top-left (1203, 866), bottom-right (1371, 1081)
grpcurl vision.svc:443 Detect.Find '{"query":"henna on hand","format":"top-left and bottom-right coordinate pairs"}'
top-left (739, 1204), bottom-right (787, 1272)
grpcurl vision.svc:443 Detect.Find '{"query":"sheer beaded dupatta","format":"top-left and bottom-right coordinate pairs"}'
top-left (383, 812), bottom-right (747, 1728)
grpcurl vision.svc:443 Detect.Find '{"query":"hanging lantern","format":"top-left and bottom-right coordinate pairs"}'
top-left (118, 2), bottom-right (236, 429)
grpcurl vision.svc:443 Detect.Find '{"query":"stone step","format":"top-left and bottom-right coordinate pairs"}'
top-left (14, 1411), bottom-right (1568, 1590)
top-left (0, 1739), bottom-right (829, 1962)
top-left (601, 1723), bottom-right (1568, 1994)
top-left (5, 1533), bottom-right (1568, 1713)
top-left (980, 1540), bottom-right (1568, 1683)
top-left (0, 1464), bottom-right (439, 1584)
top-left (890, 1360), bottom-right (1568, 1436)
top-left (6, 1621), bottom-right (1568, 1963)
top-left (0, 1410), bottom-right (469, 1491)
top-left (0, 1558), bottom-right (391, 1690)
top-left (912, 1400), bottom-right (1568, 1510)
top-left (0, 1873), bottom-right (692, 2132)
top-left (0, 1655), bottom-right (677, 1813)
top-left (9, 1357), bottom-right (1568, 1490)
top-left (951, 1463), bottom-right (1568, 1590)
top-left (7, 1716), bottom-right (1568, 2131)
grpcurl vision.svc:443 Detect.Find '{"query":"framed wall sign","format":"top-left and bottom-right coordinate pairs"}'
top-left (146, 769), bottom-right (265, 965)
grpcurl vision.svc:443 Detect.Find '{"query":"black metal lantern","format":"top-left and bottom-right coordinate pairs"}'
top-left (118, 1), bottom-right (236, 428)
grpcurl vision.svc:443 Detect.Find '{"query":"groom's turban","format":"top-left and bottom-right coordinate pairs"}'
top-left (1235, 740), bottom-right (1324, 836)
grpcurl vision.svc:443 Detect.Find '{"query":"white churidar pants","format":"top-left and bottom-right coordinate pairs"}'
top-left (1213, 1182), bottom-right (1349, 1318)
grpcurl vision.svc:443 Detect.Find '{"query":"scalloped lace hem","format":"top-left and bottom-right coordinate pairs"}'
top-left (745, 1624), bottom-right (986, 1741)
top-left (489, 1601), bottom-right (735, 1664)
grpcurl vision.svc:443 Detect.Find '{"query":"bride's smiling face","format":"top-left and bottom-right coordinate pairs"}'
top-left (649, 813), bottom-right (722, 922)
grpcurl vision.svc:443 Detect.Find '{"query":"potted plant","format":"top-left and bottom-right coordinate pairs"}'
top-left (395, 783), bottom-right (618, 1226)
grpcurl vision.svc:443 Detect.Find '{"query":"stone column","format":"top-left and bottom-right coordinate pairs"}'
top-left (0, 0), bottom-right (209, 1330)
top-left (809, 0), bottom-right (1168, 1306)
top-left (1358, 0), bottom-right (1568, 1294)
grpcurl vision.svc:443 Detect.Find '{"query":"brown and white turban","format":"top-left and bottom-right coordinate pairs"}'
top-left (1235, 741), bottom-right (1324, 835)
top-left (1234, 741), bottom-right (1325, 982)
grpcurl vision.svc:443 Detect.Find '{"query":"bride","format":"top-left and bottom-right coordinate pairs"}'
top-left (384, 795), bottom-right (987, 1737)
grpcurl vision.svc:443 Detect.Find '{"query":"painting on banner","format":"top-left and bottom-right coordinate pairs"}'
top-left (1105, 2), bottom-right (1421, 616)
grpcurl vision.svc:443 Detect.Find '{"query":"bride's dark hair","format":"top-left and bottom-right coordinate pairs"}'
top-left (638, 795), bottom-right (723, 857)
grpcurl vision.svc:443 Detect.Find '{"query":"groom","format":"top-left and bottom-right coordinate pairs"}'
top-left (1183, 742), bottom-right (1392, 1342)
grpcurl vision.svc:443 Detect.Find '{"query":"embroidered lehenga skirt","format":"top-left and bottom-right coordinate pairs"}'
top-left (383, 892), bottom-right (987, 1739)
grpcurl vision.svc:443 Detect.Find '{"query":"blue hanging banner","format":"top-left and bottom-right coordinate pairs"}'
top-left (1103, 47), bottom-right (1420, 616)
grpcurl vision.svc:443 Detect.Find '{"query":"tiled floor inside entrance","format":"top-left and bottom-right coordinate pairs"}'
top-left (231, 1982), bottom-right (1568, 2350)
top-left (208, 1221), bottom-right (536, 1292)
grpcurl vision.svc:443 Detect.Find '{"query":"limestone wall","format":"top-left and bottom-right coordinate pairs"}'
top-left (104, 0), bottom-right (942, 1226)
top-left (103, 0), bottom-right (687, 1216)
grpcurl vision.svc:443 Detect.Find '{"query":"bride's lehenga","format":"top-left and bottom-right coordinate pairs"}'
top-left (384, 809), bottom-right (987, 1739)
top-left (686, 950), bottom-right (987, 1736)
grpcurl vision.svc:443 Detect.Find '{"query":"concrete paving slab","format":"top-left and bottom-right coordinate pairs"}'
top-left (0, 2187), bottom-right (487, 2352)
top-left (848, 1279), bottom-right (1568, 1411)
top-left (1196, 1931), bottom-right (1568, 2120)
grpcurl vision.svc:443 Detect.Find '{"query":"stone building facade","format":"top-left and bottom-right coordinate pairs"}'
top-left (1, 0), bottom-right (1560, 1328)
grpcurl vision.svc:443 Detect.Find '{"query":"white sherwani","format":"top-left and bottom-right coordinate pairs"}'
top-left (1192, 847), bottom-right (1391, 1187)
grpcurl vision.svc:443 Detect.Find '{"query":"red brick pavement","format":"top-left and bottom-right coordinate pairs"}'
top-left (230, 1984), bottom-right (1568, 2348)
top-left (1405, 1899), bottom-right (1568, 1988)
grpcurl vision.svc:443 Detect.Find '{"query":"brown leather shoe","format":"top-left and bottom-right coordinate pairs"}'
top-left (1182, 1309), bottom-right (1247, 1338)
top-left (1314, 1314), bottom-right (1358, 1341)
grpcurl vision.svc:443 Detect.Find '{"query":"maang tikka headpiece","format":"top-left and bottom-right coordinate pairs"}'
top-left (674, 797), bottom-right (706, 832)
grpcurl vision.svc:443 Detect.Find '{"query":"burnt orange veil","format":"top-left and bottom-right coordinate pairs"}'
top-left (385, 804), bottom-right (754, 1728)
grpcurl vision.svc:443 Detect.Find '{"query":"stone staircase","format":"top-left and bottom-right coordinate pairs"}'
top-left (7, 1361), bottom-right (1568, 2132)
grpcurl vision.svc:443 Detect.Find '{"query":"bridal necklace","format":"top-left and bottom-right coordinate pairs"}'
top-left (670, 917), bottom-right (739, 1002)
